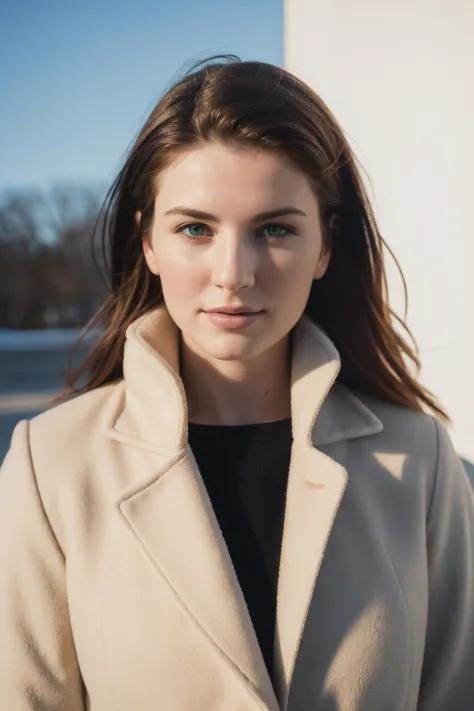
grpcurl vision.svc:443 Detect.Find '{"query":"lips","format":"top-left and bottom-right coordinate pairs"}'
top-left (203, 310), bottom-right (264, 330)
top-left (204, 307), bottom-right (263, 314)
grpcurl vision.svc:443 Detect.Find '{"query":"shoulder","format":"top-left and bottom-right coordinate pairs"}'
top-left (28, 380), bottom-right (121, 452)
top-left (328, 381), bottom-right (440, 460)
top-left (346, 386), bottom-right (469, 498)
top-left (354, 387), bottom-right (439, 449)
top-left (25, 380), bottom-right (127, 489)
top-left (2, 381), bottom-right (124, 547)
top-left (19, 380), bottom-right (123, 493)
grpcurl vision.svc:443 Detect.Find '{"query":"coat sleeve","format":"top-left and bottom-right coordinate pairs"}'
top-left (0, 419), bottom-right (85, 710)
top-left (417, 417), bottom-right (474, 709)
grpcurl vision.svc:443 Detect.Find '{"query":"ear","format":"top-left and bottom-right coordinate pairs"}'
top-left (137, 210), bottom-right (160, 276)
top-left (142, 238), bottom-right (160, 276)
top-left (313, 243), bottom-right (331, 280)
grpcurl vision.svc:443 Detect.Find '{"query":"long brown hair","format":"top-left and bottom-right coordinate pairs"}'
top-left (55, 55), bottom-right (448, 422)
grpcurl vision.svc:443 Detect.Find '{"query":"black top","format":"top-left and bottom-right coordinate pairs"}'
top-left (188, 417), bottom-right (293, 679)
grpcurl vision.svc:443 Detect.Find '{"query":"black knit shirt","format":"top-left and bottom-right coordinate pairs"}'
top-left (188, 418), bottom-right (293, 678)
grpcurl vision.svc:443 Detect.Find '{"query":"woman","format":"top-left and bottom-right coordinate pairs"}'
top-left (0, 56), bottom-right (473, 711)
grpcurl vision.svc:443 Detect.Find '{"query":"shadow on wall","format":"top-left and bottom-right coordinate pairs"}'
top-left (462, 459), bottom-right (474, 489)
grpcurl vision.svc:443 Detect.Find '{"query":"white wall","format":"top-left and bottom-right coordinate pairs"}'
top-left (285, 0), bottom-right (474, 461)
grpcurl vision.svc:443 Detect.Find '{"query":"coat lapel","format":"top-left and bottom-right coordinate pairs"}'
top-left (104, 305), bottom-right (383, 711)
top-left (117, 447), bottom-right (279, 710)
top-left (273, 444), bottom-right (348, 709)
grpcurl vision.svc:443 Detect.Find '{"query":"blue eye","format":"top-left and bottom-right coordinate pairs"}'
top-left (177, 223), bottom-right (209, 239)
top-left (259, 224), bottom-right (295, 239)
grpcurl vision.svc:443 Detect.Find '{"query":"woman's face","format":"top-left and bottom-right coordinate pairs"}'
top-left (143, 142), bottom-right (330, 364)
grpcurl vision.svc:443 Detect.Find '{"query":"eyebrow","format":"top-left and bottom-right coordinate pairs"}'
top-left (163, 206), bottom-right (308, 221)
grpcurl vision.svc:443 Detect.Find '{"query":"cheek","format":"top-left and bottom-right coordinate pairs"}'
top-left (265, 249), bottom-right (317, 292)
top-left (156, 250), bottom-right (208, 299)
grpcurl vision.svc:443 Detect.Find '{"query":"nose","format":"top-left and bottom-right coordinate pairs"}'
top-left (211, 233), bottom-right (256, 292)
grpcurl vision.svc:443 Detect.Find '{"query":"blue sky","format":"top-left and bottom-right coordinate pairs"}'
top-left (0, 0), bottom-right (283, 191)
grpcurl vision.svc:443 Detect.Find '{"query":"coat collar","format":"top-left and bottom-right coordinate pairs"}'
top-left (104, 304), bottom-right (383, 459)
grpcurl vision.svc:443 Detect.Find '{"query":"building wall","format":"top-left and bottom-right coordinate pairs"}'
top-left (285, 0), bottom-right (474, 461)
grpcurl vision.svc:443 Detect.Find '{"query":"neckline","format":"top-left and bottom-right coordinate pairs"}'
top-left (188, 417), bottom-right (292, 429)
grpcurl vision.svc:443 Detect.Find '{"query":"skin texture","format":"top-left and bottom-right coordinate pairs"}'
top-left (142, 142), bottom-right (330, 424)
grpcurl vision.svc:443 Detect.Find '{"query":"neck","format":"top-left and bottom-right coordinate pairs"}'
top-left (181, 335), bottom-right (292, 426)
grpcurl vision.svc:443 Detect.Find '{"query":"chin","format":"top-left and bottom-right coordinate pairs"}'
top-left (197, 333), bottom-right (266, 363)
top-left (202, 344), bottom-right (257, 363)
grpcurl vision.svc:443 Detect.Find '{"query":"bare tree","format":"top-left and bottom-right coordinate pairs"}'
top-left (0, 183), bottom-right (107, 329)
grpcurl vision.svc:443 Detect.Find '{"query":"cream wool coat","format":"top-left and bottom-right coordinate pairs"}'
top-left (1, 306), bottom-right (473, 711)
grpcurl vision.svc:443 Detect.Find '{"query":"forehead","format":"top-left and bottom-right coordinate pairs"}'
top-left (154, 143), bottom-right (318, 214)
